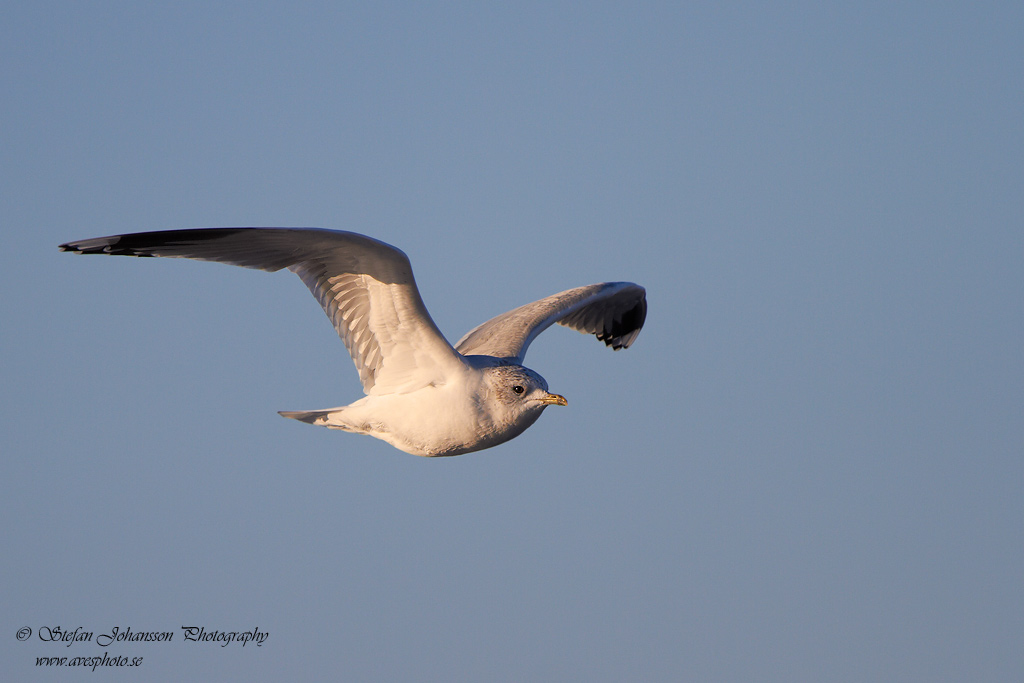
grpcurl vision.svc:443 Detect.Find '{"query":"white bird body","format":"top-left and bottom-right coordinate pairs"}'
top-left (60, 228), bottom-right (645, 456)
top-left (302, 359), bottom-right (548, 456)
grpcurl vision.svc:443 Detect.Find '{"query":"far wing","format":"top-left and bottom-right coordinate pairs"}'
top-left (60, 228), bottom-right (466, 395)
top-left (454, 282), bottom-right (646, 363)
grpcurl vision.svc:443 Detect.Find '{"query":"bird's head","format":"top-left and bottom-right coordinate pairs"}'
top-left (483, 364), bottom-right (567, 425)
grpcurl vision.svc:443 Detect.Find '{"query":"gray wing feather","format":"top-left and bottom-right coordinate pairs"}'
top-left (454, 282), bottom-right (646, 363)
top-left (59, 228), bottom-right (465, 394)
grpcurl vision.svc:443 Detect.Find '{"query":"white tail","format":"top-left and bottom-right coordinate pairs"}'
top-left (278, 409), bottom-right (333, 426)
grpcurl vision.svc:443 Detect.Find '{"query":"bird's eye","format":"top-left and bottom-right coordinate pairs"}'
top-left (512, 385), bottom-right (525, 395)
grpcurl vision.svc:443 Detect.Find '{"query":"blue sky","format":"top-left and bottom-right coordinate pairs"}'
top-left (2, 2), bottom-right (1022, 680)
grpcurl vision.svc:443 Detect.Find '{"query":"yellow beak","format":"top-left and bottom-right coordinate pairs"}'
top-left (540, 393), bottom-right (568, 406)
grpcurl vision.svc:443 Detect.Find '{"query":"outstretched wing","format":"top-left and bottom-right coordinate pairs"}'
top-left (454, 282), bottom-right (646, 363)
top-left (59, 228), bottom-right (466, 395)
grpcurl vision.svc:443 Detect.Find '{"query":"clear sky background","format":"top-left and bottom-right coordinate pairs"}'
top-left (2, 2), bottom-right (1022, 681)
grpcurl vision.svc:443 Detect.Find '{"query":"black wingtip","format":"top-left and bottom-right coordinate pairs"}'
top-left (598, 294), bottom-right (647, 350)
top-left (59, 235), bottom-right (124, 255)
top-left (58, 228), bottom-right (254, 257)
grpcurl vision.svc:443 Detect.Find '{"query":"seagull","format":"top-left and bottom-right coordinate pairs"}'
top-left (59, 228), bottom-right (646, 456)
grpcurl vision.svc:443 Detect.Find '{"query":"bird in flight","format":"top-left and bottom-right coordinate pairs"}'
top-left (60, 228), bottom-right (646, 456)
